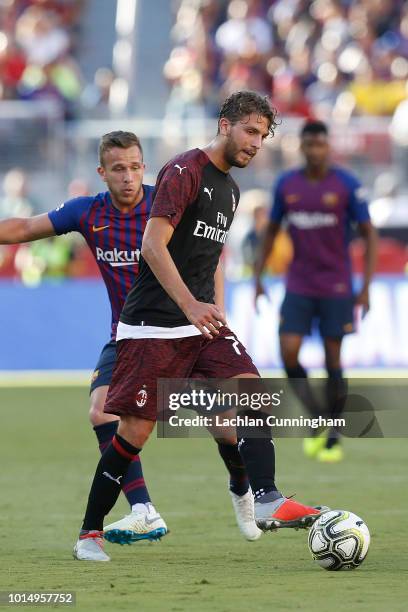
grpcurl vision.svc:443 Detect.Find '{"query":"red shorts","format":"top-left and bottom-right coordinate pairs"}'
top-left (104, 326), bottom-right (259, 421)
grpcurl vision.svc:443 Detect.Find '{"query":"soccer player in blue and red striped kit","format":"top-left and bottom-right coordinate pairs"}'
top-left (255, 120), bottom-right (377, 462)
top-left (0, 132), bottom-right (168, 544)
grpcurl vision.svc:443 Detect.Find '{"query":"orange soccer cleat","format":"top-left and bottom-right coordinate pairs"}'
top-left (255, 491), bottom-right (329, 531)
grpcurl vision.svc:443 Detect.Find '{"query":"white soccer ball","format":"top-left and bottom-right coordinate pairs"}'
top-left (308, 510), bottom-right (370, 571)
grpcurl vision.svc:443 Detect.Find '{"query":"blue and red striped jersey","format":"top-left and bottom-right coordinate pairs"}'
top-left (270, 167), bottom-right (370, 298)
top-left (48, 185), bottom-right (153, 338)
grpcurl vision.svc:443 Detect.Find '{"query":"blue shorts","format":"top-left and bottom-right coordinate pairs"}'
top-left (90, 340), bottom-right (117, 394)
top-left (279, 291), bottom-right (355, 338)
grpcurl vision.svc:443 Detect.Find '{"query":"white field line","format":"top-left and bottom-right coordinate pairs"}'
top-left (0, 368), bottom-right (407, 387)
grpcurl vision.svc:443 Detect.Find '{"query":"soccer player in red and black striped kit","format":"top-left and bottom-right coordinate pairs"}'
top-left (75, 91), bottom-right (328, 562)
top-left (0, 130), bottom-right (271, 559)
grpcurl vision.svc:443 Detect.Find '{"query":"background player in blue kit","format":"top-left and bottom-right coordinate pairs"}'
top-left (0, 131), bottom-right (168, 545)
top-left (255, 121), bottom-right (377, 462)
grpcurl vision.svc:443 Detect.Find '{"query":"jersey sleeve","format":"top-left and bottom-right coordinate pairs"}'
top-left (48, 197), bottom-right (90, 235)
top-left (340, 171), bottom-right (371, 223)
top-left (150, 161), bottom-right (200, 229)
top-left (348, 181), bottom-right (370, 223)
top-left (269, 175), bottom-right (286, 223)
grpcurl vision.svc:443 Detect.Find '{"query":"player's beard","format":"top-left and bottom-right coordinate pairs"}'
top-left (224, 138), bottom-right (253, 168)
top-left (223, 137), bottom-right (250, 168)
top-left (109, 183), bottom-right (143, 208)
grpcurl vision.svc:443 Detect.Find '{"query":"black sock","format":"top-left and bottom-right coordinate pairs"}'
top-left (285, 364), bottom-right (323, 420)
top-left (93, 421), bottom-right (118, 454)
top-left (326, 369), bottom-right (347, 449)
top-left (82, 434), bottom-right (141, 531)
top-left (94, 421), bottom-right (151, 506)
top-left (237, 412), bottom-right (277, 499)
top-left (216, 442), bottom-right (249, 496)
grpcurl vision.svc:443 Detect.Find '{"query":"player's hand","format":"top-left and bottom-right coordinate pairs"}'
top-left (354, 286), bottom-right (370, 313)
top-left (184, 299), bottom-right (226, 339)
top-left (254, 278), bottom-right (268, 312)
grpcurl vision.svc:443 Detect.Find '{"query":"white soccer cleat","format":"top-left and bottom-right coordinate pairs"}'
top-left (104, 504), bottom-right (168, 545)
top-left (73, 531), bottom-right (110, 562)
top-left (230, 490), bottom-right (263, 541)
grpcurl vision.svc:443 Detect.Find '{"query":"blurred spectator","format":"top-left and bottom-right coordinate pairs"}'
top-left (15, 6), bottom-right (70, 65)
top-left (215, 0), bottom-right (273, 57)
top-left (67, 177), bottom-right (90, 198)
top-left (226, 188), bottom-right (293, 279)
top-left (14, 235), bottom-right (74, 286)
top-left (0, 37), bottom-right (26, 98)
top-left (0, 168), bottom-right (34, 218)
top-left (348, 67), bottom-right (406, 115)
top-left (271, 74), bottom-right (313, 118)
top-left (0, 0), bottom-right (85, 117)
top-left (80, 67), bottom-right (115, 118)
top-left (242, 204), bottom-right (269, 267)
top-left (242, 203), bottom-right (293, 276)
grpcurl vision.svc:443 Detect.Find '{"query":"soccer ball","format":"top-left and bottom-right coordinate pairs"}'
top-left (308, 510), bottom-right (370, 571)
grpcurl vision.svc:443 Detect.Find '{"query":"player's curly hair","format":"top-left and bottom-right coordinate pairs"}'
top-left (99, 131), bottom-right (143, 165)
top-left (218, 91), bottom-right (279, 137)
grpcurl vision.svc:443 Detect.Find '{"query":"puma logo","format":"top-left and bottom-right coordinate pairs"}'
top-left (204, 187), bottom-right (214, 201)
top-left (103, 471), bottom-right (122, 485)
top-left (174, 164), bottom-right (187, 174)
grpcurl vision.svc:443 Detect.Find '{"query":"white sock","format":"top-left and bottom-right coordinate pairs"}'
top-left (131, 502), bottom-right (149, 514)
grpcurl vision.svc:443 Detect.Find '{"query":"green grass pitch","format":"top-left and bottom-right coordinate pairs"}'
top-left (0, 386), bottom-right (407, 612)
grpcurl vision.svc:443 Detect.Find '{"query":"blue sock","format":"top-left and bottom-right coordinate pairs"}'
top-left (93, 422), bottom-right (151, 506)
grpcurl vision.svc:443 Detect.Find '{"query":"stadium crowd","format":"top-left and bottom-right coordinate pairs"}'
top-left (164, 0), bottom-right (408, 120)
top-left (0, 0), bottom-right (85, 117)
top-left (1, 0), bottom-right (408, 281)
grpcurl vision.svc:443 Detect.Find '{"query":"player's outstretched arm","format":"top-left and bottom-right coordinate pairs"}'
top-left (141, 216), bottom-right (226, 339)
top-left (253, 220), bottom-right (280, 304)
top-left (355, 221), bottom-right (378, 311)
top-left (0, 214), bottom-right (56, 244)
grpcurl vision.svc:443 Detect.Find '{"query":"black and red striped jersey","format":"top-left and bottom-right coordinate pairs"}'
top-left (120, 149), bottom-right (239, 327)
